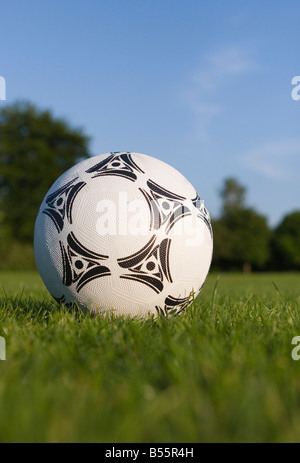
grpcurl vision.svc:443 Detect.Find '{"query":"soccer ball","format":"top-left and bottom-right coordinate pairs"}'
top-left (34, 152), bottom-right (213, 318)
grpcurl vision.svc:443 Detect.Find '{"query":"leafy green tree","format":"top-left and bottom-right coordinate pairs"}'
top-left (212, 178), bottom-right (270, 271)
top-left (0, 101), bottom-right (91, 245)
top-left (271, 211), bottom-right (300, 270)
top-left (219, 177), bottom-right (246, 216)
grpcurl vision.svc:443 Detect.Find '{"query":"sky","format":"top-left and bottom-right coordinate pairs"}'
top-left (0, 0), bottom-right (299, 227)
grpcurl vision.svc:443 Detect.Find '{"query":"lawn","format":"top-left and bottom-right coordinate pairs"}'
top-left (0, 270), bottom-right (300, 443)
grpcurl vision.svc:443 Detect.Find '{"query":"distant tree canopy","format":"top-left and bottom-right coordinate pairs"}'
top-left (212, 178), bottom-right (270, 272)
top-left (271, 211), bottom-right (300, 270)
top-left (0, 102), bottom-right (91, 245)
top-left (219, 177), bottom-right (246, 215)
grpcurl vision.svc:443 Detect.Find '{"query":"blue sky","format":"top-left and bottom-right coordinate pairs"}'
top-left (0, 0), bottom-right (299, 226)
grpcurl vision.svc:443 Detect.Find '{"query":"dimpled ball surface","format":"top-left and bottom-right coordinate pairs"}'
top-left (34, 152), bottom-right (213, 318)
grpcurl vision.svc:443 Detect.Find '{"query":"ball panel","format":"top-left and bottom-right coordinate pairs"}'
top-left (34, 152), bottom-right (213, 318)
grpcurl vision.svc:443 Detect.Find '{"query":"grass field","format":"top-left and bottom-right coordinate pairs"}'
top-left (0, 270), bottom-right (300, 443)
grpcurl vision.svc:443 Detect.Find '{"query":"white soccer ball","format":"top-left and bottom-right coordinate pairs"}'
top-left (34, 152), bottom-right (213, 318)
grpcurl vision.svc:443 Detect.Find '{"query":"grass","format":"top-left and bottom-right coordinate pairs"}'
top-left (0, 270), bottom-right (300, 443)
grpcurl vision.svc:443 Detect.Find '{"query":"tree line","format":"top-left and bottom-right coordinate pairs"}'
top-left (0, 102), bottom-right (299, 271)
top-left (212, 178), bottom-right (300, 272)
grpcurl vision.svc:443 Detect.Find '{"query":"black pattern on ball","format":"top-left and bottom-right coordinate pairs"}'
top-left (85, 152), bottom-right (144, 182)
top-left (139, 179), bottom-right (192, 233)
top-left (59, 232), bottom-right (111, 293)
top-left (192, 192), bottom-right (213, 237)
top-left (42, 177), bottom-right (86, 232)
top-left (117, 235), bottom-right (172, 294)
top-left (155, 293), bottom-right (193, 316)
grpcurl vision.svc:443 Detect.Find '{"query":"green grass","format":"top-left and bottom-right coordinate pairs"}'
top-left (0, 271), bottom-right (300, 443)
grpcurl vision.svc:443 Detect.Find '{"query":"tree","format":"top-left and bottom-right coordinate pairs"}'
top-left (0, 101), bottom-right (91, 244)
top-left (212, 178), bottom-right (270, 272)
top-left (219, 177), bottom-right (246, 216)
top-left (271, 211), bottom-right (300, 270)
